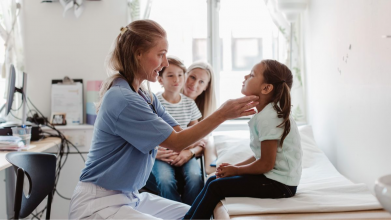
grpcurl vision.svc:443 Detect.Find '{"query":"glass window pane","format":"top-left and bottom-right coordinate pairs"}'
top-left (218, 0), bottom-right (281, 106)
top-left (148, 0), bottom-right (207, 94)
top-left (232, 38), bottom-right (262, 70)
top-left (192, 38), bottom-right (207, 62)
top-left (0, 10), bottom-right (5, 105)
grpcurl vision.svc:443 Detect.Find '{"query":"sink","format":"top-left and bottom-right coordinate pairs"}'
top-left (375, 174), bottom-right (391, 214)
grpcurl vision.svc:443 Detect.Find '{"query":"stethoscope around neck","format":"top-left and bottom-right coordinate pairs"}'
top-left (119, 71), bottom-right (157, 155)
top-left (118, 71), bottom-right (157, 114)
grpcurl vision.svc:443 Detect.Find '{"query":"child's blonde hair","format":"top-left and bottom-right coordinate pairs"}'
top-left (261, 59), bottom-right (293, 147)
top-left (97, 19), bottom-right (166, 113)
top-left (158, 56), bottom-right (186, 77)
top-left (185, 61), bottom-right (216, 119)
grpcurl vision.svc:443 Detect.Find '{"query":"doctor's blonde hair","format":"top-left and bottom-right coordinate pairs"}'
top-left (97, 19), bottom-right (166, 113)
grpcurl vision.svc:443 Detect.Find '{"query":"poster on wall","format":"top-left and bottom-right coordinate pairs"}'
top-left (51, 79), bottom-right (83, 125)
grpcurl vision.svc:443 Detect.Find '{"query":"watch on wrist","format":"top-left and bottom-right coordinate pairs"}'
top-left (189, 148), bottom-right (196, 159)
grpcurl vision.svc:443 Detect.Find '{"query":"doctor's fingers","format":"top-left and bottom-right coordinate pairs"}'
top-left (241, 109), bottom-right (257, 117)
top-left (239, 101), bottom-right (258, 114)
top-left (220, 100), bottom-right (258, 120)
top-left (235, 95), bottom-right (259, 104)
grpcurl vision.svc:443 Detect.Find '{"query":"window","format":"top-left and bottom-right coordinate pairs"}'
top-left (193, 38), bottom-right (223, 68)
top-left (148, 0), bottom-right (207, 94)
top-left (192, 38), bottom-right (207, 62)
top-left (232, 38), bottom-right (263, 71)
top-left (148, 0), bottom-right (285, 106)
top-left (218, 0), bottom-right (282, 106)
top-left (0, 10), bottom-right (6, 114)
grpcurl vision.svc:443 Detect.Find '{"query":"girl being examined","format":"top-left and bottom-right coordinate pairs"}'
top-left (184, 59), bottom-right (303, 220)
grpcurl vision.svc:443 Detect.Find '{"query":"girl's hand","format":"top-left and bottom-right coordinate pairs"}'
top-left (216, 165), bottom-right (239, 178)
top-left (216, 96), bottom-right (259, 120)
top-left (156, 147), bottom-right (178, 163)
top-left (170, 149), bottom-right (193, 167)
top-left (217, 163), bottom-right (231, 169)
top-left (216, 164), bottom-right (239, 179)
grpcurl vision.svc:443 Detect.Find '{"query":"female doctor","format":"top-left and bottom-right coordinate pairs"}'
top-left (68, 19), bottom-right (258, 220)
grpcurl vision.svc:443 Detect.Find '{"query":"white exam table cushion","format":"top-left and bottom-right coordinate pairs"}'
top-left (213, 125), bottom-right (382, 215)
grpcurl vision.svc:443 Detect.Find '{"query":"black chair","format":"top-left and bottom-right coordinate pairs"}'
top-left (6, 152), bottom-right (56, 219)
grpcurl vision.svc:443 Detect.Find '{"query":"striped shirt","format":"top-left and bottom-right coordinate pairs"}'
top-left (156, 92), bottom-right (202, 129)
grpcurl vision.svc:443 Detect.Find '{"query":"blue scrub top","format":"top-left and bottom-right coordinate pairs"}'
top-left (80, 78), bottom-right (179, 193)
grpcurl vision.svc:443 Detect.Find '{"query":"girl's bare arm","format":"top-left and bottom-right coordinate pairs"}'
top-left (237, 140), bottom-right (278, 175)
top-left (235, 156), bottom-right (256, 166)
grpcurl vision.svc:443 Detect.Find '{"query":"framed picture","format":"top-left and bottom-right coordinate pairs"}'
top-left (51, 113), bottom-right (67, 125)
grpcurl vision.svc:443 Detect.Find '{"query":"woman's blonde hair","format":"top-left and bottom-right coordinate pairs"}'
top-left (96, 19), bottom-right (166, 113)
top-left (185, 61), bottom-right (217, 119)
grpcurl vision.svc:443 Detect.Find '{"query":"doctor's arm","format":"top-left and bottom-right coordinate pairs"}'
top-left (160, 96), bottom-right (259, 152)
top-left (185, 120), bottom-right (206, 156)
top-left (154, 125), bottom-right (182, 162)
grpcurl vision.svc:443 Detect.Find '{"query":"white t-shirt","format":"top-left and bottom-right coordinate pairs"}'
top-left (156, 93), bottom-right (202, 129)
top-left (248, 103), bottom-right (302, 186)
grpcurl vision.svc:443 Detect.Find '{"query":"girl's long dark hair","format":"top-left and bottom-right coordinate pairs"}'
top-left (262, 60), bottom-right (293, 147)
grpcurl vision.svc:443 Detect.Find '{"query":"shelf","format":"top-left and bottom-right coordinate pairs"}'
top-left (41, 124), bottom-right (94, 131)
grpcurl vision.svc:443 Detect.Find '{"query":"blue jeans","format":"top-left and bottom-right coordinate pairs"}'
top-left (184, 175), bottom-right (297, 219)
top-left (145, 158), bottom-right (203, 205)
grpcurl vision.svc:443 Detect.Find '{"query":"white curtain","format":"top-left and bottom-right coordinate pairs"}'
top-left (0, 0), bottom-right (24, 79)
top-left (264, 0), bottom-right (306, 123)
top-left (127, 0), bottom-right (154, 22)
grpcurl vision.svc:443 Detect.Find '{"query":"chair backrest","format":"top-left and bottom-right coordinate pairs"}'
top-left (6, 152), bottom-right (56, 218)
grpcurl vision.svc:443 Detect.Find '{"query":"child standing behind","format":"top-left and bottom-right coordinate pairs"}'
top-left (184, 59), bottom-right (302, 219)
top-left (146, 56), bottom-right (204, 205)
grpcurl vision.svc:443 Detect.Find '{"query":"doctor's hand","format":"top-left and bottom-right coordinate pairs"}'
top-left (216, 163), bottom-right (239, 179)
top-left (216, 95), bottom-right (259, 120)
top-left (156, 147), bottom-right (178, 162)
top-left (170, 149), bottom-right (193, 167)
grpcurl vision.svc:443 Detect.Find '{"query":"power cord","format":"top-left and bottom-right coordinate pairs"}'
top-left (25, 97), bottom-right (86, 219)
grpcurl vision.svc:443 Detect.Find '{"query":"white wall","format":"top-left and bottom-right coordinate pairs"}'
top-left (0, 1), bottom-right (127, 219)
top-left (23, 0), bottom-right (128, 119)
top-left (303, 0), bottom-right (391, 191)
